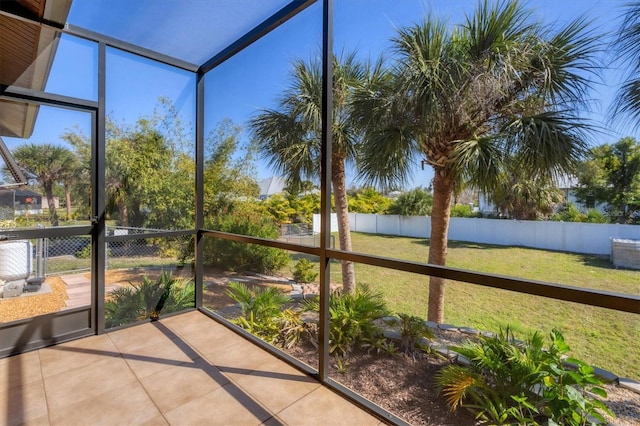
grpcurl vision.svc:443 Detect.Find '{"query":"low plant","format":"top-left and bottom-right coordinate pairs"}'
top-left (226, 281), bottom-right (293, 343)
top-left (105, 271), bottom-right (195, 328)
top-left (292, 258), bottom-right (318, 283)
top-left (436, 327), bottom-right (612, 425)
top-left (386, 313), bottom-right (434, 357)
top-left (303, 285), bottom-right (390, 357)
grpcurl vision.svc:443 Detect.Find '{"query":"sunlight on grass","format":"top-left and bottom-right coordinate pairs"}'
top-left (332, 232), bottom-right (640, 380)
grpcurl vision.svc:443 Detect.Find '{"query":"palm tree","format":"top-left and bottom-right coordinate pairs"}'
top-left (13, 143), bottom-right (77, 226)
top-left (354, 0), bottom-right (599, 322)
top-left (612, 1), bottom-right (640, 129)
top-left (250, 53), bottom-right (385, 294)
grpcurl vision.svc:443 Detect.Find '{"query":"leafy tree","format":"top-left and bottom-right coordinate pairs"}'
top-left (12, 144), bottom-right (77, 226)
top-left (347, 187), bottom-right (391, 213)
top-left (611, 1), bottom-right (640, 129)
top-left (387, 187), bottom-right (433, 216)
top-left (574, 137), bottom-right (640, 223)
top-left (354, 0), bottom-right (598, 322)
top-left (250, 53), bottom-right (386, 294)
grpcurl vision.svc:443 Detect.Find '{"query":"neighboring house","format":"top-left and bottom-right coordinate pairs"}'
top-left (258, 176), bottom-right (286, 200)
top-left (0, 189), bottom-right (43, 219)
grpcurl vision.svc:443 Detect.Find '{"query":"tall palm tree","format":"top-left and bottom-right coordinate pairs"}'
top-left (354, 0), bottom-right (600, 322)
top-left (250, 53), bottom-right (385, 294)
top-left (612, 1), bottom-right (640, 129)
top-left (13, 143), bottom-right (77, 226)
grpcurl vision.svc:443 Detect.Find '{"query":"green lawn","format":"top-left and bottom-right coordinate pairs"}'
top-left (330, 232), bottom-right (640, 380)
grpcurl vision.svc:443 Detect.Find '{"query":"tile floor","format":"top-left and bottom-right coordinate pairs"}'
top-left (0, 311), bottom-right (383, 426)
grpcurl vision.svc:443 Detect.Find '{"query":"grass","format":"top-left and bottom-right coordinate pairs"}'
top-left (327, 232), bottom-right (640, 380)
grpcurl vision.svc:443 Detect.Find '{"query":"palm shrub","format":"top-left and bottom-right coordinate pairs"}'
top-left (436, 328), bottom-right (612, 425)
top-left (105, 271), bottom-right (195, 328)
top-left (303, 285), bottom-right (390, 357)
top-left (386, 313), bottom-right (435, 357)
top-left (226, 282), bottom-right (299, 344)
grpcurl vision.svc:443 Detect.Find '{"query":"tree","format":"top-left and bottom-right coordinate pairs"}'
top-left (12, 144), bottom-right (77, 226)
top-left (250, 53), bottom-right (385, 294)
top-left (388, 187), bottom-right (433, 216)
top-left (354, 0), bottom-right (598, 322)
top-left (574, 137), bottom-right (640, 223)
top-left (611, 1), bottom-right (640, 129)
top-left (347, 187), bottom-right (391, 214)
top-left (489, 173), bottom-right (563, 220)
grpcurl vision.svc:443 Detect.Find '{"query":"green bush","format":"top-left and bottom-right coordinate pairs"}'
top-left (387, 187), bottom-right (433, 216)
top-left (450, 204), bottom-right (479, 218)
top-left (226, 281), bottom-right (308, 347)
top-left (105, 271), bottom-right (195, 328)
top-left (386, 313), bottom-right (434, 356)
top-left (303, 285), bottom-right (390, 357)
top-left (436, 327), bottom-right (612, 425)
top-left (292, 258), bottom-right (318, 283)
top-left (204, 209), bottom-right (289, 273)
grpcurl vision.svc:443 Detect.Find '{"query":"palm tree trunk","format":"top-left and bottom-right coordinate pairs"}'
top-left (64, 184), bottom-right (72, 220)
top-left (427, 169), bottom-right (454, 323)
top-left (332, 157), bottom-right (356, 294)
top-left (44, 183), bottom-right (59, 227)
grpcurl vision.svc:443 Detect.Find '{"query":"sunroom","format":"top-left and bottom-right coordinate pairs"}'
top-left (0, 0), bottom-right (638, 424)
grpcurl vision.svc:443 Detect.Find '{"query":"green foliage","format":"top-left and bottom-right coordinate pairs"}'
top-left (292, 258), bottom-right (318, 283)
top-left (226, 282), bottom-right (309, 347)
top-left (450, 204), bottom-right (478, 218)
top-left (347, 188), bottom-right (392, 214)
top-left (105, 271), bottom-right (194, 328)
top-left (204, 208), bottom-right (289, 273)
top-left (386, 313), bottom-right (434, 356)
top-left (387, 187), bottom-right (433, 216)
top-left (551, 203), bottom-right (608, 223)
top-left (574, 137), bottom-right (640, 223)
top-left (490, 174), bottom-right (564, 220)
top-left (303, 285), bottom-right (390, 357)
top-left (436, 328), bottom-right (612, 425)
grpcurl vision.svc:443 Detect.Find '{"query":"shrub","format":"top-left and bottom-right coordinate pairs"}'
top-left (226, 281), bottom-right (309, 346)
top-left (436, 327), bottom-right (612, 425)
top-left (386, 313), bottom-right (434, 356)
top-left (387, 187), bottom-right (433, 216)
top-left (204, 209), bottom-right (289, 273)
top-left (105, 271), bottom-right (194, 328)
top-left (292, 258), bottom-right (318, 283)
top-left (303, 285), bottom-right (390, 357)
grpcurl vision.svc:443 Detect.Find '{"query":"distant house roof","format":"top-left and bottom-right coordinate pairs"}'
top-left (258, 176), bottom-right (286, 199)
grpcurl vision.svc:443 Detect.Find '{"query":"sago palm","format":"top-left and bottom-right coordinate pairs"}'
top-left (250, 52), bottom-right (386, 294)
top-left (353, 0), bottom-right (600, 322)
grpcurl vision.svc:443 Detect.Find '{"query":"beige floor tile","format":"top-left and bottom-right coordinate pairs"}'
top-left (108, 322), bottom-right (172, 352)
top-left (140, 357), bottom-right (229, 414)
top-left (0, 380), bottom-right (48, 426)
top-left (38, 334), bottom-right (120, 378)
top-left (160, 310), bottom-right (217, 336)
top-left (277, 386), bottom-right (379, 426)
top-left (121, 336), bottom-right (196, 380)
top-left (139, 414), bottom-right (170, 426)
top-left (177, 322), bottom-right (248, 357)
top-left (226, 361), bottom-right (320, 413)
top-left (0, 350), bottom-right (42, 392)
top-left (199, 337), bottom-right (281, 372)
top-left (48, 381), bottom-right (162, 426)
top-left (164, 383), bottom-right (275, 426)
top-left (43, 356), bottom-right (137, 412)
top-left (21, 414), bottom-right (50, 425)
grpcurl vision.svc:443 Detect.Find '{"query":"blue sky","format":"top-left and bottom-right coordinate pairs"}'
top-left (3, 0), bottom-right (637, 190)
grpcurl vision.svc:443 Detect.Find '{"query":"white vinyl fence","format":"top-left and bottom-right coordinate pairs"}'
top-left (313, 213), bottom-right (640, 256)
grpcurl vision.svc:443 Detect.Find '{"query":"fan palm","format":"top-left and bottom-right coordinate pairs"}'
top-left (250, 52), bottom-right (386, 294)
top-left (612, 1), bottom-right (640, 129)
top-left (354, 0), bottom-right (599, 322)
